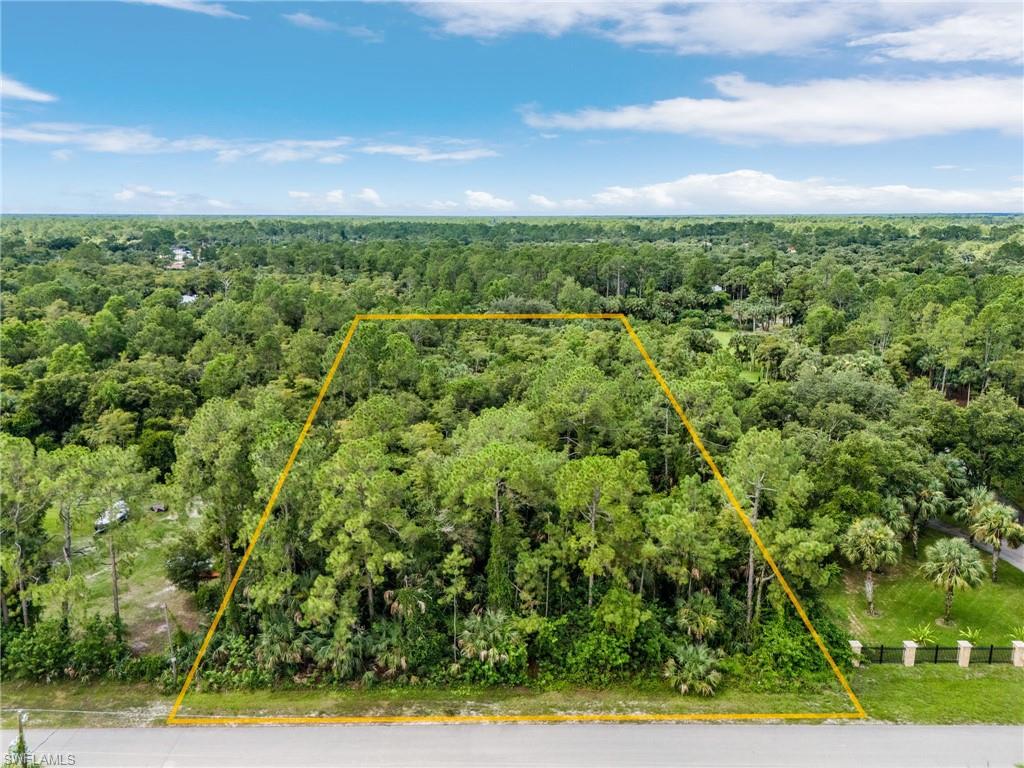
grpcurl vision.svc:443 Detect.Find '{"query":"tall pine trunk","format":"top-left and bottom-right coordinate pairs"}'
top-left (108, 534), bottom-right (121, 625)
top-left (62, 505), bottom-right (73, 620)
top-left (587, 488), bottom-right (600, 609)
top-left (745, 480), bottom-right (763, 629)
top-left (451, 600), bottom-right (458, 663)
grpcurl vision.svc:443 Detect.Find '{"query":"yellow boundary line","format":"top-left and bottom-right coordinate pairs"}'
top-left (167, 312), bottom-right (867, 725)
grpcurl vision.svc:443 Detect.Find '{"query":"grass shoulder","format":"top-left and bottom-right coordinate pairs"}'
top-left (3, 666), bottom-right (1020, 726)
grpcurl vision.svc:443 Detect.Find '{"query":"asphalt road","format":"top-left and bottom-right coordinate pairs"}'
top-left (3, 724), bottom-right (1023, 768)
top-left (928, 518), bottom-right (1024, 572)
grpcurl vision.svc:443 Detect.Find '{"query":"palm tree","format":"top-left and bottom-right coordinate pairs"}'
top-left (662, 644), bottom-right (722, 697)
top-left (957, 486), bottom-right (995, 543)
top-left (969, 502), bottom-right (1024, 582)
top-left (902, 479), bottom-right (944, 558)
top-left (675, 592), bottom-right (723, 643)
top-left (458, 609), bottom-right (520, 667)
top-left (840, 517), bottom-right (901, 616)
top-left (921, 538), bottom-right (985, 622)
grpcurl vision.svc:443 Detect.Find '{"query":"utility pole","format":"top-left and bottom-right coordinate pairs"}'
top-left (13, 710), bottom-right (29, 768)
top-left (163, 603), bottom-right (177, 684)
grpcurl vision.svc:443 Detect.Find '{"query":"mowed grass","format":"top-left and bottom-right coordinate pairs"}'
top-left (849, 665), bottom-right (1024, 724)
top-left (711, 330), bottom-right (735, 348)
top-left (177, 678), bottom-right (854, 720)
top-left (711, 328), bottom-right (761, 383)
top-left (0, 680), bottom-right (171, 728)
top-left (826, 528), bottom-right (1024, 645)
top-left (41, 501), bottom-right (199, 654)
top-left (3, 664), bottom-right (1020, 726)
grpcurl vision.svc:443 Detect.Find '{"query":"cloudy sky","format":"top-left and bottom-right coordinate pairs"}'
top-left (1, 1), bottom-right (1022, 214)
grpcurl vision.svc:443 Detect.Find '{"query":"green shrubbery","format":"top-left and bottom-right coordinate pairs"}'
top-left (747, 606), bottom-right (852, 690)
top-left (0, 617), bottom-right (167, 683)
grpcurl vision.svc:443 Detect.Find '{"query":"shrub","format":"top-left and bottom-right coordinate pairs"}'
top-left (564, 628), bottom-right (631, 685)
top-left (194, 581), bottom-right (223, 614)
top-left (165, 530), bottom-right (212, 593)
top-left (908, 622), bottom-right (936, 645)
top-left (675, 592), bottom-right (723, 643)
top-left (115, 653), bottom-right (168, 682)
top-left (200, 634), bottom-right (270, 690)
top-left (750, 606), bottom-right (851, 689)
top-left (595, 587), bottom-right (650, 641)
top-left (958, 626), bottom-right (982, 645)
top-left (663, 644), bottom-right (722, 696)
top-left (69, 616), bottom-right (128, 680)
top-left (457, 610), bottom-right (527, 685)
top-left (1, 621), bottom-right (70, 681)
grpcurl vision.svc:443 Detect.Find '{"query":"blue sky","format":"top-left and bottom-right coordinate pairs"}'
top-left (1, 1), bottom-right (1022, 214)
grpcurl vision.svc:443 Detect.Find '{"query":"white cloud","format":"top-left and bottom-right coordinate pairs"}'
top-left (426, 199), bottom-right (459, 210)
top-left (343, 25), bottom-right (383, 43)
top-left (850, 7), bottom-right (1023, 63)
top-left (412, 2), bottom-right (849, 56)
top-left (528, 194), bottom-right (559, 209)
top-left (608, 2), bottom-right (854, 56)
top-left (1, 74), bottom-right (57, 102)
top-left (282, 11), bottom-right (382, 40)
top-left (112, 184), bottom-right (230, 211)
top-left (524, 74), bottom-right (1022, 144)
top-left (1, 123), bottom-right (503, 165)
top-left (127, 0), bottom-right (246, 20)
top-left (360, 143), bottom-right (498, 162)
top-left (50, 149), bottom-right (73, 162)
top-left (225, 138), bottom-right (350, 164)
top-left (539, 169), bottom-right (1022, 214)
top-left (114, 185), bottom-right (176, 201)
top-left (288, 188), bottom-right (384, 210)
top-left (414, 2), bottom-right (1022, 62)
top-left (2, 122), bottom-right (352, 162)
top-left (356, 187), bottom-right (383, 206)
top-left (528, 193), bottom-right (593, 211)
top-left (465, 189), bottom-right (515, 211)
top-left (283, 12), bottom-right (337, 31)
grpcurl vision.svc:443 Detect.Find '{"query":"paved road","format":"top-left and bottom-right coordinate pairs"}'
top-left (3, 724), bottom-right (1023, 768)
top-left (928, 519), bottom-right (1024, 572)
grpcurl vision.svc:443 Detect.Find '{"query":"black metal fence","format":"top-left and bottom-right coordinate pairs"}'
top-left (921, 645), bottom-right (960, 664)
top-left (859, 644), bottom-right (1015, 664)
top-left (971, 645), bottom-right (1014, 664)
top-left (861, 644), bottom-right (908, 664)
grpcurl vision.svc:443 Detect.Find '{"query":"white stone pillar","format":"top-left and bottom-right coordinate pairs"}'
top-left (902, 640), bottom-right (918, 667)
top-left (1012, 640), bottom-right (1024, 667)
top-left (957, 640), bottom-right (972, 668)
top-left (849, 640), bottom-right (863, 667)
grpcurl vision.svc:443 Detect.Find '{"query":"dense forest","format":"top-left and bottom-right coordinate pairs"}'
top-left (2, 215), bottom-right (1023, 700)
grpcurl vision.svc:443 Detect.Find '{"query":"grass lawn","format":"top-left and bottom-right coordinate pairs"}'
top-left (711, 328), bottom-right (761, 383)
top-left (711, 330), bottom-right (735, 348)
top-left (3, 665), bottom-right (1020, 726)
top-left (849, 665), bottom-right (1023, 724)
top-left (826, 528), bottom-right (1024, 646)
top-left (41, 502), bottom-right (200, 654)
